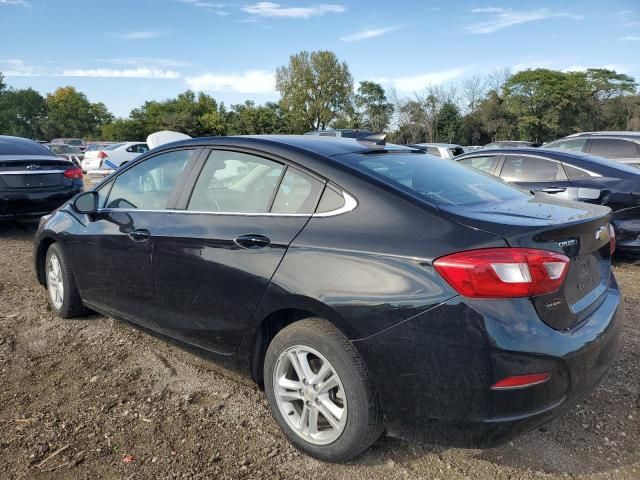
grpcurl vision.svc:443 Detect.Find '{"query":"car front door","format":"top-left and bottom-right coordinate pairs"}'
top-left (69, 148), bottom-right (201, 327)
top-left (498, 154), bottom-right (575, 200)
top-left (151, 148), bottom-right (325, 355)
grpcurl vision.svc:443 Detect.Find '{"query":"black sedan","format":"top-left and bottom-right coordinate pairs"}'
top-left (1, 136), bottom-right (84, 220)
top-left (34, 135), bottom-right (622, 462)
top-left (455, 147), bottom-right (640, 252)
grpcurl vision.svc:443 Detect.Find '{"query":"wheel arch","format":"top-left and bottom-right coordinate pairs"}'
top-left (35, 235), bottom-right (58, 286)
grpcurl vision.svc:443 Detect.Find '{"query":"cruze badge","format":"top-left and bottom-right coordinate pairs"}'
top-left (595, 226), bottom-right (609, 242)
top-left (558, 239), bottom-right (577, 248)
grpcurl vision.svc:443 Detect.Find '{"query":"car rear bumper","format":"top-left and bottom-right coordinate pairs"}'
top-left (612, 208), bottom-right (640, 251)
top-left (353, 273), bottom-right (623, 447)
top-left (0, 188), bottom-right (81, 219)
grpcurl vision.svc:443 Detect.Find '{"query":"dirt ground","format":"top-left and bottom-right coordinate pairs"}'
top-left (0, 221), bottom-right (638, 480)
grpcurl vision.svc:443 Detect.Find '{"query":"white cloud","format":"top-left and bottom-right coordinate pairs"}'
top-left (99, 57), bottom-right (192, 67)
top-left (59, 68), bottom-right (181, 79)
top-left (0, 0), bottom-right (30, 6)
top-left (175, 0), bottom-right (230, 15)
top-left (621, 35), bottom-right (640, 41)
top-left (0, 59), bottom-right (41, 76)
top-left (185, 70), bottom-right (275, 93)
top-left (340, 25), bottom-right (403, 42)
top-left (465, 7), bottom-right (581, 34)
top-left (242, 2), bottom-right (345, 19)
top-left (375, 67), bottom-right (467, 92)
top-left (115, 30), bottom-right (168, 40)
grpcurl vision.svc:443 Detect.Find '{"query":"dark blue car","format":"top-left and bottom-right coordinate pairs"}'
top-left (456, 147), bottom-right (640, 252)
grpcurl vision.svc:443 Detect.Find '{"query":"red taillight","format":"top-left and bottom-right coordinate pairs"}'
top-left (97, 151), bottom-right (108, 159)
top-left (491, 372), bottom-right (550, 390)
top-left (433, 248), bottom-right (570, 298)
top-left (609, 224), bottom-right (616, 255)
top-left (63, 167), bottom-right (83, 179)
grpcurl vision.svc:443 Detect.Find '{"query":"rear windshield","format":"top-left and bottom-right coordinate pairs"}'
top-left (342, 152), bottom-right (530, 207)
top-left (0, 137), bottom-right (54, 156)
top-left (449, 147), bottom-right (465, 157)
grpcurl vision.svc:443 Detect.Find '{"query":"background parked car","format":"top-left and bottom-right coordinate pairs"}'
top-left (411, 143), bottom-right (465, 158)
top-left (566, 131), bottom-right (640, 139)
top-left (483, 140), bottom-right (541, 148)
top-left (85, 142), bottom-right (117, 152)
top-left (50, 138), bottom-right (88, 151)
top-left (45, 143), bottom-right (84, 167)
top-left (81, 141), bottom-right (149, 172)
top-left (0, 136), bottom-right (83, 220)
top-left (304, 129), bottom-right (373, 138)
top-left (544, 135), bottom-right (640, 167)
top-left (456, 147), bottom-right (640, 251)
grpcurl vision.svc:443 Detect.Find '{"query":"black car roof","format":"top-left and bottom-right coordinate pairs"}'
top-left (458, 147), bottom-right (640, 176)
top-left (154, 135), bottom-right (419, 157)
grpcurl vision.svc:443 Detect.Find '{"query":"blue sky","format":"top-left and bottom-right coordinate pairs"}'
top-left (1, 0), bottom-right (639, 117)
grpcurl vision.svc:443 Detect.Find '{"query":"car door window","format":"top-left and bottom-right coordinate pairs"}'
top-left (316, 185), bottom-right (346, 213)
top-left (563, 163), bottom-right (599, 180)
top-left (548, 138), bottom-right (586, 152)
top-left (271, 168), bottom-right (323, 214)
top-left (589, 139), bottom-right (640, 158)
top-left (188, 150), bottom-right (284, 213)
top-left (458, 155), bottom-right (499, 174)
top-left (104, 149), bottom-right (195, 210)
top-left (500, 155), bottom-right (567, 182)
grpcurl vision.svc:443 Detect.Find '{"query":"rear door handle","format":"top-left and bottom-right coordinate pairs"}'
top-left (234, 234), bottom-right (271, 249)
top-left (540, 187), bottom-right (566, 194)
top-left (128, 229), bottom-right (151, 242)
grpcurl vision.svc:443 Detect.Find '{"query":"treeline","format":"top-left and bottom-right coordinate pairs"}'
top-left (1, 50), bottom-right (639, 145)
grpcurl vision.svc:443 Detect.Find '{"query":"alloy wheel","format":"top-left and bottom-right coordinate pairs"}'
top-left (47, 253), bottom-right (64, 310)
top-left (273, 345), bottom-right (347, 445)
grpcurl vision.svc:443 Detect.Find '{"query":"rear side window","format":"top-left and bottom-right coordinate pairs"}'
top-left (316, 186), bottom-right (345, 213)
top-left (589, 139), bottom-right (640, 158)
top-left (458, 155), bottom-right (499, 174)
top-left (449, 147), bottom-right (465, 157)
top-left (105, 149), bottom-right (194, 209)
top-left (271, 168), bottom-right (323, 214)
top-left (563, 163), bottom-right (598, 180)
top-left (188, 150), bottom-right (284, 213)
top-left (426, 147), bottom-right (441, 157)
top-left (346, 153), bottom-right (528, 207)
top-left (500, 155), bottom-right (567, 182)
top-left (547, 138), bottom-right (586, 152)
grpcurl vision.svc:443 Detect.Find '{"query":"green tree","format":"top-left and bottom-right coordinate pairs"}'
top-left (503, 69), bottom-right (590, 142)
top-left (354, 81), bottom-right (393, 132)
top-left (0, 87), bottom-right (47, 139)
top-left (276, 50), bottom-right (353, 131)
top-left (227, 101), bottom-right (287, 135)
top-left (476, 90), bottom-right (517, 141)
top-left (435, 102), bottom-right (462, 143)
top-left (43, 86), bottom-right (113, 139)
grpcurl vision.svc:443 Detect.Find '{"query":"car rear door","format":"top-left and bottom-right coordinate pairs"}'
top-left (69, 148), bottom-right (201, 327)
top-left (498, 153), bottom-right (575, 199)
top-left (151, 148), bottom-right (325, 355)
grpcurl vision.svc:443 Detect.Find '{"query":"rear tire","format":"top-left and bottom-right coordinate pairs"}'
top-left (264, 318), bottom-right (384, 462)
top-left (45, 243), bottom-right (89, 318)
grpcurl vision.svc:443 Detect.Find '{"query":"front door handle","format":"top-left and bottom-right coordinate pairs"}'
top-left (540, 187), bottom-right (566, 194)
top-left (128, 229), bottom-right (151, 242)
top-left (234, 234), bottom-right (271, 249)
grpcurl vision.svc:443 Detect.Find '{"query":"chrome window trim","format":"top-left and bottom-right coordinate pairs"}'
top-left (98, 190), bottom-right (357, 218)
top-left (0, 170), bottom-right (66, 175)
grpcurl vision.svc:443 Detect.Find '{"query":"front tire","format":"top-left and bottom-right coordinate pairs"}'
top-left (264, 318), bottom-right (384, 462)
top-left (45, 243), bottom-right (88, 318)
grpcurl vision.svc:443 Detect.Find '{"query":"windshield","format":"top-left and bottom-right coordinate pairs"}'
top-left (105, 143), bottom-right (124, 150)
top-left (341, 152), bottom-right (530, 208)
top-left (67, 139), bottom-right (85, 146)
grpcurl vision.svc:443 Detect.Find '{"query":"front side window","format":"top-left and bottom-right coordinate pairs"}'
top-left (547, 139), bottom-right (586, 152)
top-left (188, 150), bottom-right (284, 213)
top-left (458, 155), bottom-right (499, 174)
top-left (105, 149), bottom-right (194, 209)
top-left (590, 139), bottom-right (640, 158)
top-left (271, 168), bottom-right (323, 214)
top-left (500, 155), bottom-right (567, 182)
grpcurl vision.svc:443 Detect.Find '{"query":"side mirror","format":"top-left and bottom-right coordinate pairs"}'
top-left (72, 191), bottom-right (99, 214)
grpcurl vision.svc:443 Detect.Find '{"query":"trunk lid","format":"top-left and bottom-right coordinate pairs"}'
top-left (441, 194), bottom-right (613, 330)
top-left (0, 157), bottom-right (74, 190)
